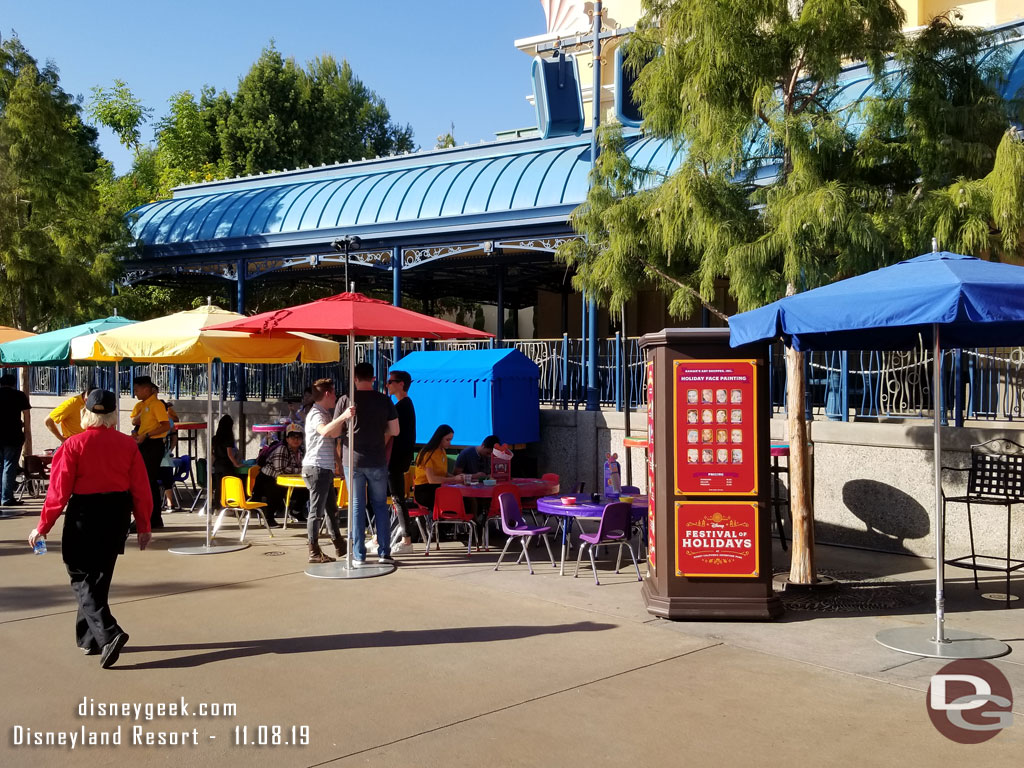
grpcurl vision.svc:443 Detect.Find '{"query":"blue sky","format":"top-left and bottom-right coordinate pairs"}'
top-left (4, 0), bottom-right (547, 173)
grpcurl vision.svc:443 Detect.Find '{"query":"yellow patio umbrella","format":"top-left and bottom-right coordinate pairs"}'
top-left (70, 305), bottom-right (340, 555)
top-left (69, 305), bottom-right (337, 363)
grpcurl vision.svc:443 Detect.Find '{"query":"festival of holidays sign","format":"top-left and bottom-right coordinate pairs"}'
top-left (673, 359), bottom-right (758, 496)
top-left (675, 501), bottom-right (759, 577)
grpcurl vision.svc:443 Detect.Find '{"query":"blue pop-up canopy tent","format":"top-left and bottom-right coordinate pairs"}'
top-left (730, 251), bottom-right (1024, 660)
top-left (391, 349), bottom-right (540, 445)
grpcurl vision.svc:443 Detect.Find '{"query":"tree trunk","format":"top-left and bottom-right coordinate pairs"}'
top-left (785, 344), bottom-right (816, 584)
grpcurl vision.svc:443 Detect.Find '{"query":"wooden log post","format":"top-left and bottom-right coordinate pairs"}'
top-left (785, 345), bottom-right (816, 584)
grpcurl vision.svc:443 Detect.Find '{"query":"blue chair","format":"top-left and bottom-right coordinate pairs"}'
top-left (170, 455), bottom-right (192, 508)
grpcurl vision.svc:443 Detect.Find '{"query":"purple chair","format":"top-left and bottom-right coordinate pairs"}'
top-left (494, 492), bottom-right (556, 575)
top-left (573, 501), bottom-right (643, 585)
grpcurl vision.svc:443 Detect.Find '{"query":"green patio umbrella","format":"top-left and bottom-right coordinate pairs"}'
top-left (0, 316), bottom-right (135, 365)
top-left (0, 316), bottom-right (137, 431)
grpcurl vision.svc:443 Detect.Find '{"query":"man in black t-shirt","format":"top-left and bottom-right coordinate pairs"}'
top-left (0, 373), bottom-right (31, 506)
top-left (386, 370), bottom-right (416, 551)
top-left (335, 362), bottom-right (399, 564)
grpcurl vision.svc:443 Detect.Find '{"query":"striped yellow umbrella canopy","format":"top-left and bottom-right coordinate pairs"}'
top-left (70, 305), bottom-right (338, 364)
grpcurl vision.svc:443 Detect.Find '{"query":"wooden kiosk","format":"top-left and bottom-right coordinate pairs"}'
top-left (640, 329), bottom-right (783, 620)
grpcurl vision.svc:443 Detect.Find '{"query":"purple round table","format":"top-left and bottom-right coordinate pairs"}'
top-left (535, 494), bottom-right (648, 575)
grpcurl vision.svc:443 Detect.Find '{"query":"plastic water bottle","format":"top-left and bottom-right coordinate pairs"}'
top-left (33, 538), bottom-right (46, 555)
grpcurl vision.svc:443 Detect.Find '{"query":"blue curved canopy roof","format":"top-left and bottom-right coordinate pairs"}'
top-left (130, 21), bottom-right (1024, 264)
top-left (130, 132), bottom-right (682, 257)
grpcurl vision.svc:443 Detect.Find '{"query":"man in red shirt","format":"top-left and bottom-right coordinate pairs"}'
top-left (28, 389), bottom-right (153, 669)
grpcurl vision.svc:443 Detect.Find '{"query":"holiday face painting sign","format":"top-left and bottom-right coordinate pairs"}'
top-left (673, 359), bottom-right (758, 496)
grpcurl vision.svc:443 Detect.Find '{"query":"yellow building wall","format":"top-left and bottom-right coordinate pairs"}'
top-left (899, 0), bottom-right (1024, 27)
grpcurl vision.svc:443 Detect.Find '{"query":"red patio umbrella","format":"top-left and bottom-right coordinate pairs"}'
top-left (209, 292), bottom-right (492, 577)
top-left (211, 292), bottom-right (494, 340)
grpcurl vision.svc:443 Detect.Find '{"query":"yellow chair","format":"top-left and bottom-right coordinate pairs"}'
top-left (246, 465), bottom-right (261, 497)
top-left (213, 475), bottom-right (273, 541)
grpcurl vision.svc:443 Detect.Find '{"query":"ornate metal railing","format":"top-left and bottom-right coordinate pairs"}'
top-left (27, 337), bottom-right (1024, 422)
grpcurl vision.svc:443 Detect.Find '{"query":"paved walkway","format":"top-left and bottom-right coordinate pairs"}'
top-left (1, 502), bottom-right (1021, 767)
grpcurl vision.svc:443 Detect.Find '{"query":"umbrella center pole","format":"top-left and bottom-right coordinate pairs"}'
top-left (933, 325), bottom-right (948, 645)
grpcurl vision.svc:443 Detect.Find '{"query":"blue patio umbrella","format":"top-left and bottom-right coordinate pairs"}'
top-left (729, 251), bottom-right (1024, 659)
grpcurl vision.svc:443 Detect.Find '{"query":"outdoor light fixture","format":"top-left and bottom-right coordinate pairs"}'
top-left (332, 235), bottom-right (362, 290)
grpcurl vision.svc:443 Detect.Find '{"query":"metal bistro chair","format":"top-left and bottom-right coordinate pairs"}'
top-left (214, 475), bottom-right (273, 541)
top-left (942, 438), bottom-right (1024, 607)
top-left (573, 501), bottom-right (643, 586)
top-left (190, 458), bottom-right (208, 513)
top-left (17, 455), bottom-right (50, 500)
top-left (494, 492), bottom-right (556, 574)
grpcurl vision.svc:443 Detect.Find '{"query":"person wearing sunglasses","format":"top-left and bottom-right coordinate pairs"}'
top-left (386, 370), bottom-right (416, 554)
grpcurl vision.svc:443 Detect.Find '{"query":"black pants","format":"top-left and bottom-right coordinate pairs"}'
top-left (62, 492), bottom-right (132, 651)
top-left (388, 464), bottom-right (412, 539)
top-left (414, 483), bottom-right (439, 512)
top-left (138, 438), bottom-right (164, 527)
top-left (252, 472), bottom-right (308, 523)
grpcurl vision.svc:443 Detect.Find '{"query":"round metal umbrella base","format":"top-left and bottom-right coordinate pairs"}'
top-left (305, 561), bottom-right (396, 579)
top-left (168, 543), bottom-right (251, 556)
top-left (876, 627), bottom-right (1011, 659)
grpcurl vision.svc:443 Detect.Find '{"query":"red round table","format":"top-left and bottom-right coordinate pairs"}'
top-left (448, 477), bottom-right (558, 499)
top-left (173, 422), bottom-right (207, 458)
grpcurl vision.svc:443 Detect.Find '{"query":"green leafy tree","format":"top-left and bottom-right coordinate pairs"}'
top-left (88, 43), bottom-right (417, 319)
top-left (559, 4), bottom-right (1024, 584)
top-left (0, 35), bottom-right (121, 330)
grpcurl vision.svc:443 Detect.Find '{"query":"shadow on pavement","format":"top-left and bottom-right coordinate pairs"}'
top-left (118, 621), bottom-right (617, 670)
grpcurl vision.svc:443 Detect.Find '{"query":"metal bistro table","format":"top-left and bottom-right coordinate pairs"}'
top-left (536, 494), bottom-right (648, 575)
top-left (173, 422), bottom-right (207, 458)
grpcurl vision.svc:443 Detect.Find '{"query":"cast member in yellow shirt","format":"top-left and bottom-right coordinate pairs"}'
top-left (130, 376), bottom-right (170, 530)
top-left (44, 391), bottom-right (88, 443)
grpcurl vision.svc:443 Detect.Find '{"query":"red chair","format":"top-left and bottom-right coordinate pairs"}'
top-left (426, 486), bottom-right (475, 555)
top-left (521, 473), bottom-right (559, 525)
top-left (484, 483), bottom-right (521, 551)
top-left (408, 502), bottom-right (434, 555)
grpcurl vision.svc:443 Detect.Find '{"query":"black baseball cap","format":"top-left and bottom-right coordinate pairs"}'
top-left (85, 389), bottom-right (117, 414)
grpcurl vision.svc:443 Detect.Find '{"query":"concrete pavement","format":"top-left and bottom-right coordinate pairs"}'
top-left (1, 501), bottom-right (1021, 767)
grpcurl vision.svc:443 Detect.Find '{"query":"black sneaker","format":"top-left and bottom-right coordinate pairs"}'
top-left (3, 499), bottom-right (24, 507)
top-left (100, 632), bottom-right (129, 669)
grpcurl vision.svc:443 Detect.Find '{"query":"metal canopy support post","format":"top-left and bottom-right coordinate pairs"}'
top-left (392, 246), bottom-right (402, 364)
top-left (622, 304), bottom-right (632, 486)
top-left (875, 324), bottom-right (1008, 659)
top-left (584, 1), bottom-right (603, 413)
top-left (586, 297), bottom-right (599, 410)
top-left (235, 259), bottom-right (246, 403)
top-left (496, 266), bottom-right (505, 346)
